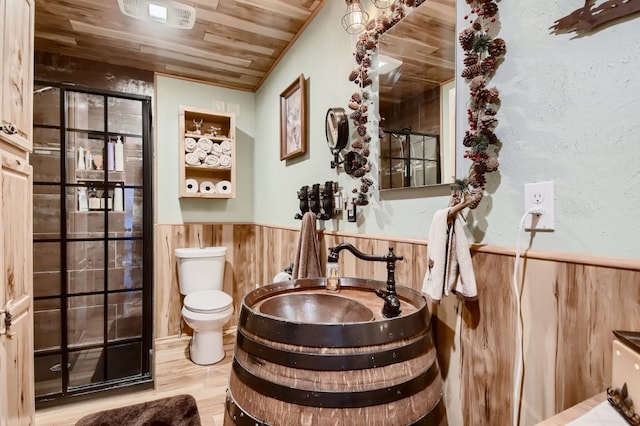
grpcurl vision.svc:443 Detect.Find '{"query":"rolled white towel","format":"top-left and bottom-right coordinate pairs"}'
top-left (194, 148), bottom-right (207, 161)
top-left (220, 140), bottom-right (232, 154)
top-left (211, 142), bottom-right (223, 154)
top-left (185, 152), bottom-right (201, 166)
top-left (218, 154), bottom-right (231, 168)
top-left (184, 137), bottom-right (197, 152)
top-left (197, 137), bottom-right (213, 153)
top-left (204, 154), bottom-right (220, 167)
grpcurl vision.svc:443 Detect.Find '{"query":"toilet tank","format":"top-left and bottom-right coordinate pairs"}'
top-left (175, 247), bottom-right (227, 295)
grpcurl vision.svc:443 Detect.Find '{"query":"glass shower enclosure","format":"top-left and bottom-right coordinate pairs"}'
top-left (31, 83), bottom-right (153, 405)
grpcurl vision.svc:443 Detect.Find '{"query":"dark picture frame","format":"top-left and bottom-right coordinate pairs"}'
top-left (279, 74), bottom-right (307, 160)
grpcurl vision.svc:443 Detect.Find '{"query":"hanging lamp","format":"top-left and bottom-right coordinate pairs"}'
top-left (371, 0), bottom-right (394, 8)
top-left (342, 0), bottom-right (370, 34)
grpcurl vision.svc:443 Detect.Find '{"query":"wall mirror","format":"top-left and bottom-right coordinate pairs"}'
top-left (377, 0), bottom-right (456, 190)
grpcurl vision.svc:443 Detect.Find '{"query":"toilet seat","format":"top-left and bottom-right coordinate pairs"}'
top-left (184, 290), bottom-right (233, 314)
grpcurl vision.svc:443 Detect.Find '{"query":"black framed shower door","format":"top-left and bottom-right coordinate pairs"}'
top-left (31, 82), bottom-right (154, 406)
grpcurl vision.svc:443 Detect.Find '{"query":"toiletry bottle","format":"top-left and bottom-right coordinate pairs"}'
top-left (77, 146), bottom-right (86, 170)
top-left (326, 263), bottom-right (340, 292)
top-left (106, 139), bottom-right (115, 171)
top-left (113, 184), bottom-right (124, 212)
top-left (115, 136), bottom-right (124, 171)
top-left (78, 188), bottom-right (89, 212)
top-left (85, 147), bottom-right (92, 170)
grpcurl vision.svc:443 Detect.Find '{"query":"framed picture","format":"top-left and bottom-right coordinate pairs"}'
top-left (280, 74), bottom-right (307, 160)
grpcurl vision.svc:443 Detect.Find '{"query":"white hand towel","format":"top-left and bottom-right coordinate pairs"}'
top-left (204, 154), bottom-right (220, 167)
top-left (212, 142), bottom-right (223, 154)
top-left (218, 154), bottom-right (231, 168)
top-left (422, 207), bottom-right (477, 303)
top-left (185, 152), bottom-right (201, 166)
top-left (184, 137), bottom-right (197, 152)
top-left (197, 137), bottom-right (213, 153)
top-left (422, 208), bottom-right (449, 302)
top-left (220, 139), bottom-right (232, 154)
top-left (447, 215), bottom-right (478, 300)
top-left (194, 148), bottom-right (207, 161)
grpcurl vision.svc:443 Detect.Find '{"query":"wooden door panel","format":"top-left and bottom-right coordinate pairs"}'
top-left (0, 0), bottom-right (34, 152)
top-left (0, 151), bottom-right (34, 426)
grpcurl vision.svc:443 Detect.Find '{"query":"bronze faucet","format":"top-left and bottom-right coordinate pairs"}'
top-left (327, 243), bottom-right (404, 318)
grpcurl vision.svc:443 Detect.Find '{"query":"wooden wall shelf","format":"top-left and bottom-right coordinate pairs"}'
top-left (179, 106), bottom-right (236, 199)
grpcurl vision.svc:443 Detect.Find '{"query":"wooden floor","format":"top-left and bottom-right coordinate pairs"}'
top-left (35, 328), bottom-right (236, 426)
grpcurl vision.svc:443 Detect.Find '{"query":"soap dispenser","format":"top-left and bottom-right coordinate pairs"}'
top-left (114, 136), bottom-right (124, 171)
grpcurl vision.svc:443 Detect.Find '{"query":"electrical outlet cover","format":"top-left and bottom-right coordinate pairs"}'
top-left (524, 181), bottom-right (555, 231)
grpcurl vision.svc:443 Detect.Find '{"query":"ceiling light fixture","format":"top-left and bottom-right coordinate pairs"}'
top-left (148, 3), bottom-right (168, 24)
top-left (371, 0), bottom-right (394, 8)
top-left (342, 0), bottom-right (370, 34)
top-left (117, 0), bottom-right (196, 29)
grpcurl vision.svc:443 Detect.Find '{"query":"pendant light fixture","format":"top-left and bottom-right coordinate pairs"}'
top-left (342, 0), bottom-right (370, 34)
top-left (371, 0), bottom-right (394, 8)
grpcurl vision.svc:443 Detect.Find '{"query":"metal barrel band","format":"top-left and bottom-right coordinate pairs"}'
top-left (236, 327), bottom-right (434, 371)
top-left (231, 358), bottom-right (440, 409)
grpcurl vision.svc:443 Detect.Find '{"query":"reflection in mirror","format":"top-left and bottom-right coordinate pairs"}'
top-left (377, 0), bottom-right (456, 190)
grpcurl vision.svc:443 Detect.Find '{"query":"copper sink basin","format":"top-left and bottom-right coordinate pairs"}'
top-left (258, 293), bottom-right (375, 323)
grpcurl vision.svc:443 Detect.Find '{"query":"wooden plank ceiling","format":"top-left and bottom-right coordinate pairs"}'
top-left (34, 0), bottom-right (455, 95)
top-left (34, 0), bottom-right (327, 92)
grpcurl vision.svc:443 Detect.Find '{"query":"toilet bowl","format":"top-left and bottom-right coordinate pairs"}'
top-left (175, 247), bottom-right (234, 365)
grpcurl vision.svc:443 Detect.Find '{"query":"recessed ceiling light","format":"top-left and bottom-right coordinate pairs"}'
top-left (148, 3), bottom-right (168, 24)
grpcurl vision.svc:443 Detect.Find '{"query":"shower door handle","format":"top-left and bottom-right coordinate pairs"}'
top-left (0, 299), bottom-right (16, 337)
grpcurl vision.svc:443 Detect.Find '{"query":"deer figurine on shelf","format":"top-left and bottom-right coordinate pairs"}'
top-left (192, 119), bottom-right (203, 135)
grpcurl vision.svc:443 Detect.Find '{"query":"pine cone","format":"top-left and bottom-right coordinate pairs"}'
top-left (488, 38), bottom-right (507, 58)
top-left (362, 148), bottom-right (370, 157)
top-left (459, 27), bottom-right (476, 51)
top-left (464, 51), bottom-right (479, 66)
top-left (470, 75), bottom-right (487, 92)
top-left (468, 170), bottom-right (486, 188)
top-left (481, 130), bottom-right (499, 145)
top-left (350, 110), bottom-right (362, 122)
top-left (482, 2), bottom-right (499, 18)
top-left (357, 125), bottom-right (367, 137)
top-left (479, 115), bottom-right (498, 131)
top-left (348, 67), bottom-right (360, 82)
top-left (463, 133), bottom-right (475, 147)
top-left (462, 64), bottom-right (483, 79)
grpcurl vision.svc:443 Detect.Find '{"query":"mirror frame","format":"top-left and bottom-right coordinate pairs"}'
top-left (344, 0), bottom-right (506, 211)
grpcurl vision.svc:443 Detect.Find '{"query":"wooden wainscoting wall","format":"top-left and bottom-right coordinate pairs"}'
top-left (153, 223), bottom-right (640, 426)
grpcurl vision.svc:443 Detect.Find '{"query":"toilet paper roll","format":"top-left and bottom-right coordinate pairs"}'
top-left (200, 180), bottom-right (216, 194)
top-left (216, 180), bottom-right (232, 194)
top-left (185, 179), bottom-right (199, 193)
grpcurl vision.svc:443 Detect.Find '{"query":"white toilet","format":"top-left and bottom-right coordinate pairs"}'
top-left (175, 247), bottom-right (234, 365)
